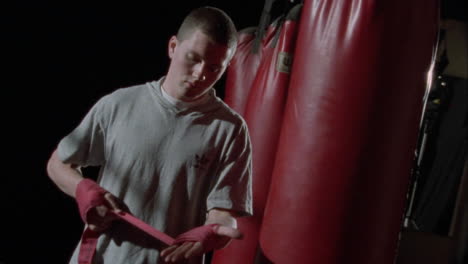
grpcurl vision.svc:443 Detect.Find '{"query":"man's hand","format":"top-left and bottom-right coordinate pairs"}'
top-left (160, 225), bottom-right (242, 263)
top-left (75, 178), bottom-right (129, 232)
top-left (87, 192), bottom-right (126, 232)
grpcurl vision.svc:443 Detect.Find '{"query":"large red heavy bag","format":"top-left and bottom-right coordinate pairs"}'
top-left (223, 22), bottom-right (280, 116)
top-left (212, 5), bottom-right (302, 264)
top-left (259, 0), bottom-right (439, 264)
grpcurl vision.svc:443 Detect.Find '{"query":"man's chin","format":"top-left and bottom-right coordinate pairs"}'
top-left (181, 92), bottom-right (208, 102)
top-left (181, 95), bottom-right (201, 102)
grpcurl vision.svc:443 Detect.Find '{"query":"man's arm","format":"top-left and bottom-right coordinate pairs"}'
top-left (205, 208), bottom-right (237, 228)
top-left (204, 208), bottom-right (242, 250)
top-left (47, 148), bottom-right (124, 231)
top-left (205, 208), bottom-right (242, 243)
top-left (160, 208), bottom-right (242, 262)
top-left (46, 148), bottom-right (84, 197)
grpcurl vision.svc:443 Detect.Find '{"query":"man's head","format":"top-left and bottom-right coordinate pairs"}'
top-left (176, 7), bottom-right (238, 52)
top-left (163, 7), bottom-right (238, 102)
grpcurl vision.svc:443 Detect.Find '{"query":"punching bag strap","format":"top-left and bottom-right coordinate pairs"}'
top-left (253, 0), bottom-right (303, 53)
top-left (252, 0), bottom-right (277, 53)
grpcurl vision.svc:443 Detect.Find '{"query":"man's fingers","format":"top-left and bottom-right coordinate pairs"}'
top-left (161, 226), bottom-right (242, 262)
top-left (88, 224), bottom-right (106, 232)
top-left (88, 215), bottom-right (112, 231)
top-left (160, 245), bottom-right (177, 257)
top-left (165, 242), bottom-right (193, 262)
top-left (213, 226), bottom-right (243, 239)
top-left (184, 241), bottom-right (203, 258)
top-left (88, 224), bottom-right (99, 231)
top-left (104, 193), bottom-right (122, 212)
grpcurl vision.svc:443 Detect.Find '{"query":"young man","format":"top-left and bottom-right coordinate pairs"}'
top-left (47, 7), bottom-right (252, 264)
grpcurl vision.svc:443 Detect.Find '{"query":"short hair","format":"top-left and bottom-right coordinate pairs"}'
top-left (176, 7), bottom-right (238, 49)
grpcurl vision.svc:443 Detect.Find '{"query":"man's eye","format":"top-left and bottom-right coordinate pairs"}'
top-left (210, 67), bottom-right (220, 73)
top-left (186, 54), bottom-right (197, 62)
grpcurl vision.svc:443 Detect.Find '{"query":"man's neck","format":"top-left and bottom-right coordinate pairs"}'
top-left (161, 83), bottom-right (210, 109)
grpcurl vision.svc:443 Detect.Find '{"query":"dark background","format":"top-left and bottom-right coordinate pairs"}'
top-left (2, 0), bottom-right (466, 263)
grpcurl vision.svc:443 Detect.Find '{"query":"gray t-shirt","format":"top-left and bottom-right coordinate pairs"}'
top-left (58, 78), bottom-right (253, 264)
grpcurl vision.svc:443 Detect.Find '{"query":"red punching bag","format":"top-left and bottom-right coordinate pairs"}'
top-left (223, 24), bottom-right (279, 116)
top-left (212, 5), bottom-right (302, 264)
top-left (260, 0), bottom-right (439, 264)
top-left (222, 1), bottom-right (281, 116)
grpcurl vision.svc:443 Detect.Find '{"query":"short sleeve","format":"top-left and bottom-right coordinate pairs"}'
top-left (207, 121), bottom-right (253, 217)
top-left (57, 96), bottom-right (109, 167)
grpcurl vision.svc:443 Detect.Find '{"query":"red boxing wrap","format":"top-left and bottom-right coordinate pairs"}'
top-left (173, 224), bottom-right (225, 253)
top-left (75, 178), bottom-right (108, 223)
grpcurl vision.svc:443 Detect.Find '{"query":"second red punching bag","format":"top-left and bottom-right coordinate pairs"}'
top-left (260, 0), bottom-right (438, 263)
top-left (223, 27), bottom-right (262, 115)
top-left (223, 1), bottom-right (281, 116)
top-left (211, 5), bottom-right (302, 264)
top-left (223, 26), bottom-right (283, 116)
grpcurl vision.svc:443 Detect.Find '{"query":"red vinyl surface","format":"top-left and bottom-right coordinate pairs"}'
top-left (259, 0), bottom-right (438, 263)
top-left (223, 23), bottom-right (279, 116)
top-left (212, 5), bottom-right (301, 263)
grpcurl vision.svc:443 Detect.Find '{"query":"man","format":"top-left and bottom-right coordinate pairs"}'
top-left (47, 6), bottom-right (252, 264)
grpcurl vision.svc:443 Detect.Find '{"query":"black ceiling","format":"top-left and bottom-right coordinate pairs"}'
top-left (442, 0), bottom-right (467, 21)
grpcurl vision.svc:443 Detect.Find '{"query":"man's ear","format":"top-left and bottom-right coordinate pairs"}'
top-left (168, 36), bottom-right (178, 59)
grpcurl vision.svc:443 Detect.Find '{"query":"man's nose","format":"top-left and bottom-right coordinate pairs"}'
top-left (192, 63), bottom-right (207, 81)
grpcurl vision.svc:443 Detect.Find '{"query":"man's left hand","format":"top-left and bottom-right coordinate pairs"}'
top-left (160, 225), bottom-right (242, 263)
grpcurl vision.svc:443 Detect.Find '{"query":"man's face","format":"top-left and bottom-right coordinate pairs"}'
top-left (164, 29), bottom-right (234, 102)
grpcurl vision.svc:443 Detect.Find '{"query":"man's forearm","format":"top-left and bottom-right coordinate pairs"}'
top-left (46, 149), bottom-right (84, 197)
top-left (205, 208), bottom-right (237, 228)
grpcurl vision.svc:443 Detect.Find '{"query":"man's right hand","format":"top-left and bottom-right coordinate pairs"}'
top-left (75, 178), bottom-right (129, 232)
top-left (47, 150), bottom-right (129, 232)
top-left (87, 192), bottom-right (126, 232)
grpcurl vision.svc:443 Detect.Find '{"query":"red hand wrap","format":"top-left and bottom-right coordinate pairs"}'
top-left (173, 224), bottom-right (225, 252)
top-left (78, 211), bottom-right (175, 264)
top-left (75, 179), bottom-right (176, 264)
top-left (75, 178), bottom-right (107, 223)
